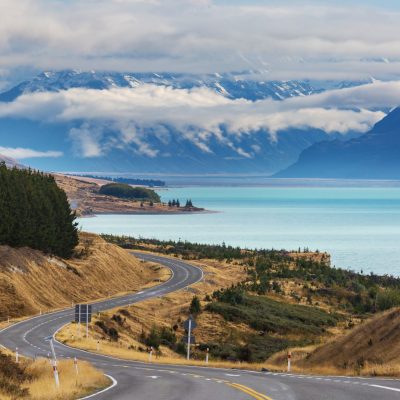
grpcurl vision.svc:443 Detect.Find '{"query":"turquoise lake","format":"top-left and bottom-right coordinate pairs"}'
top-left (78, 185), bottom-right (400, 276)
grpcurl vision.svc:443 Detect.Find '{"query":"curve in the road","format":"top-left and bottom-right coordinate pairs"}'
top-left (1, 252), bottom-right (400, 400)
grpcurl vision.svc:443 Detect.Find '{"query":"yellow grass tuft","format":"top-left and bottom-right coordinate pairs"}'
top-left (25, 358), bottom-right (109, 400)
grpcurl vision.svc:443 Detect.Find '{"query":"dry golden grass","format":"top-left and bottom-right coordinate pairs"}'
top-left (25, 358), bottom-right (109, 400)
top-left (56, 330), bottom-right (272, 372)
top-left (264, 308), bottom-right (400, 377)
top-left (0, 233), bottom-right (167, 321)
top-left (0, 350), bottom-right (108, 400)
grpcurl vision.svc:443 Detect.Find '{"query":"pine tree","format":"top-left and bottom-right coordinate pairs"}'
top-left (0, 163), bottom-right (78, 258)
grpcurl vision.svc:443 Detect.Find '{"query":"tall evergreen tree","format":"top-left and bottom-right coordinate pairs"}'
top-left (0, 163), bottom-right (79, 258)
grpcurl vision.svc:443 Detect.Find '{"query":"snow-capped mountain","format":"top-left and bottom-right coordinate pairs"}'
top-left (0, 70), bottom-right (373, 175)
top-left (0, 69), bottom-right (319, 102)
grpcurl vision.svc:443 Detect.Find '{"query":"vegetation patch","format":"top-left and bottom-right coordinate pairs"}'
top-left (208, 287), bottom-right (339, 336)
top-left (99, 183), bottom-right (160, 202)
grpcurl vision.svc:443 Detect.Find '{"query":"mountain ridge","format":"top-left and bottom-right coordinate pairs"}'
top-left (275, 107), bottom-right (400, 179)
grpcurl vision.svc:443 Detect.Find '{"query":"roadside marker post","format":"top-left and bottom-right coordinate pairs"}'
top-left (206, 347), bottom-right (209, 364)
top-left (49, 339), bottom-right (60, 388)
top-left (287, 351), bottom-right (292, 372)
top-left (15, 347), bottom-right (19, 363)
top-left (149, 346), bottom-right (153, 362)
top-left (74, 357), bottom-right (79, 375)
top-left (52, 361), bottom-right (60, 388)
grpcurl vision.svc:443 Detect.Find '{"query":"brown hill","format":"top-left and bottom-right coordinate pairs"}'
top-left (0, 233), bottom-right (164, 320)
top-left (54, 174), bottom-right (205, 216)
top-left (303, 308), bottom-right (400, 371)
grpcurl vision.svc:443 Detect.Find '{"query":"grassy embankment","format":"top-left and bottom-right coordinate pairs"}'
top-left (0, 349), bottom-right (108, 400)
top-left (0, 233), bottom-right (169, 320)
top-left (56, 235), bottom-right (400, 377)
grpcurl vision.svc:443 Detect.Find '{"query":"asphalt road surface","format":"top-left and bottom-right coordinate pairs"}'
top-left (1, 252), bottom-right (400, 399)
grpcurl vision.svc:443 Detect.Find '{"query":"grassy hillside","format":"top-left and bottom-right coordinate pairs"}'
top-left (301, 308), bottom-right (400, 374)
top-left (0, 233), bottom-right (166, 320)
top-left (92, 236), bottom-right (400, 367)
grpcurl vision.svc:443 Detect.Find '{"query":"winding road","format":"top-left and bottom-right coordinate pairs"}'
top-left (1, 252), bottom-right (400, 399)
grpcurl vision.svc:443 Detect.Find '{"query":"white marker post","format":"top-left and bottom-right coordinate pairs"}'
top-left (15, 347), bottom-right (19, 363)
top-left (50, 339), bottom-right (60, 388)
top-left (287, 351), bottom-right (292, 372)
top-left (206, 347), bottom-right (209, 365)
top-left (74, 357), bottom-right (79, 375)
top-left (186, 319), bottom-right (192, 361)
top-left (149, 346), bottom-right (153, 362)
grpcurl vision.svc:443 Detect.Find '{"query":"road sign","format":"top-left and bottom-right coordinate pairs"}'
top-left (183, 335), bottom-right (195, 344)
top-left (75, 304), bottom-right (92, 323)
top-left (183, 316), bottom-right (197, 331)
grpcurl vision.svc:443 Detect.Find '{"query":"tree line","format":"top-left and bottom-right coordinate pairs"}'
top-left (0, 163), bottom-right (79, 258)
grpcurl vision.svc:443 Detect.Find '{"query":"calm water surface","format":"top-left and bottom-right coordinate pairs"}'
top-left (78, 186), bottom-right (400, 276)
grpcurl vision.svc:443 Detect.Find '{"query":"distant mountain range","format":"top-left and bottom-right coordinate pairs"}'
top-left (0, 70), bottom-right (375, 174)
top-left (276, 107), bottom-right (400, 179)
top-left (0, 70), bottom-right (320, 102)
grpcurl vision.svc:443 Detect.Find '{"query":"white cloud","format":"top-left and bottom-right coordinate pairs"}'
top-left (0, 79), bottom-right (392, 157)
top-left (69, 124), bottom-right (104, 157)
top-left (0, 80), bottom-right (391, 130)
top-left (0, 146), bottom-right (63, 159)
top-left (1, 1), bottom-right (400, 80)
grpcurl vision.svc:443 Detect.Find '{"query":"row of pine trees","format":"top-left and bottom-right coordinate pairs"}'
top-left (0, 163), bottom-right (79, 258)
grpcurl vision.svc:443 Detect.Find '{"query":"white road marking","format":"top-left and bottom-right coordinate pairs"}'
top-left (78, 374), bottom-right (117, 399)
top-left (369, 384), bottom-right (400, 392)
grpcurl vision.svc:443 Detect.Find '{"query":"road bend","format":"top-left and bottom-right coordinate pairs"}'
top-left (1, 252), bottom-right (399, 399)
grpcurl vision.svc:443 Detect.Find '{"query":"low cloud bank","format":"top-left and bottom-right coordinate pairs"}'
top-left (0, 79), bottom-right (394, 157)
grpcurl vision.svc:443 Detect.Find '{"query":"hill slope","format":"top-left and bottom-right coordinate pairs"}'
top-left (0, 233), bottom-right (164, 320)
top-left (275, 107), bottom-right (400, 179)
top-left (303, 308), bottom-right (400, 370)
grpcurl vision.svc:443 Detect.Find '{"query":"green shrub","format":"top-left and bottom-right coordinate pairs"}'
top-left (189, 296), bottom-right (201, 314)
top-left (376, 289), bottom-right (400, 311)
top-left (99, 183), bottom-right (160, 202)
